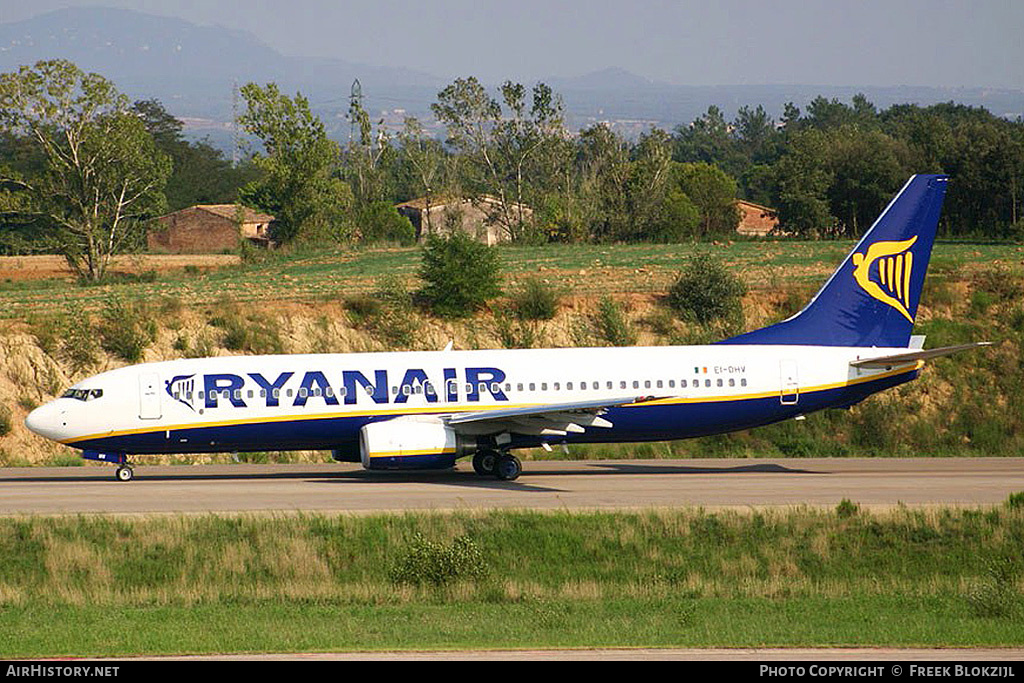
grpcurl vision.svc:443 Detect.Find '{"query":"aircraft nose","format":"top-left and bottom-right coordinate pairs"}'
top-left (25, 402), bottom-right (67, 442)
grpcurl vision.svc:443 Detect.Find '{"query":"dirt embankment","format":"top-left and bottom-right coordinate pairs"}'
top-left (0, 255), bottom-right (240, 282)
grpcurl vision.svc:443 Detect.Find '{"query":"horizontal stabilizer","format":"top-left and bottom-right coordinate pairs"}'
top-left (850, 342), bottom-right (995, 369)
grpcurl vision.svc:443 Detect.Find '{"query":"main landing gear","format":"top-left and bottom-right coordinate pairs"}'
top-left (471, 449), bottom-right (522, 481)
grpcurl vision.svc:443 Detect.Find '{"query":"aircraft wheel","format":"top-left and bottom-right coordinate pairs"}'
top-left (115, 465), bottom-right (134, 482)
top-left (472, 450), bottom-right (498, 476)
top-left (495, 454), bottom-right (522, 482)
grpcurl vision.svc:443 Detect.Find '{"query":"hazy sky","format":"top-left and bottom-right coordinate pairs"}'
top-left (2, 0), bottom-right (1022, 88)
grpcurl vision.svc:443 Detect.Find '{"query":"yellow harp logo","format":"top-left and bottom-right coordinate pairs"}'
top-left (851, 236), bottom-right (917, 322)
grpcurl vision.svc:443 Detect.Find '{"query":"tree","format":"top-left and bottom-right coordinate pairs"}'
top-left (132, 99), bottom-right (259, 211)
top-left (343, 92), bottom-right (395, 205)
top-left (419, 231), bottom-right (502, 318)
top-left (674, 162), bottom-right (741, 237)
top-left (238, 82), bottom-right (351, 243)
top-left (397, 116), bottom-right (447, 237)
top-left (0, 60), bottom-right (170, 281)
top-left (432, 77), bottom-right (567, 241)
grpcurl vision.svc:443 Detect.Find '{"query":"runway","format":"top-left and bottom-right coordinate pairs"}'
top-left (2, 457), bottom-right (1022, 515)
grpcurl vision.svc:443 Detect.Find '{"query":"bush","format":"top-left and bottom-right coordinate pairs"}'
top-left (667, 253), bottom-right (746, 327)
top-left (835, 498), bottom-right (860, 518)
top-left (97, 295), bottom-right (156, 363)
top-left (210, 305), bottom-right (283, 355)
top-left (388, 534), bottom-right (488, 587)
top-left (32, 299), bottom-right (100, 374)
top-left (595, 296), bottom-right (637, 346)
top-left (419, 232), bottom-right (502, 319)
top-left (357, 201), bottom-right (416, 245)
top-left (509, 278), bottom-right (559, 321)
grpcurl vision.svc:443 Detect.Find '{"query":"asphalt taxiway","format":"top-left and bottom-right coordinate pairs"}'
top-left (2, 457), bottom-right (1022, 515)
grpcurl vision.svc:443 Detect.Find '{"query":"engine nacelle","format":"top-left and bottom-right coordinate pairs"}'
top-left (359, 418), bottom-right (472, 470)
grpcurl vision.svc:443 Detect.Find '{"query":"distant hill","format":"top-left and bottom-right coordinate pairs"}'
top-left (3, 7), bottom-right (1023, 151)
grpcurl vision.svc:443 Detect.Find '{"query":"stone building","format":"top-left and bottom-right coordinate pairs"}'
top-left (734, 200), bottom-right (780, 237)
top-left (148, 205), bottom-right (275, 253)
top-left (395, 195), bottom-right (532, 246)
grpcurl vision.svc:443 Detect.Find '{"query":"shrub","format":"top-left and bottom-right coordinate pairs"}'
top-left (32, 300), bottom-right (100, 374)
top-left (594, 296), bottom-right (637, 346)
top-left (667, 253), bottom-right (746, 327)
top-left (97, 295), bottom-right (156, 363)
top-left (0, 405), bottom-right (11, 438)
top-left (835, 498), bottom-right (860, 518)
top-left (357, 201), bottom-right (416, 245)
top-left (388, 534), bottom-right (488, 587)
top-left (210, 306), bottom-right (283, 355)
top-left (419, 232), bottom-right (502, 319)
top-left (509, 278), bottom-right (559, 321)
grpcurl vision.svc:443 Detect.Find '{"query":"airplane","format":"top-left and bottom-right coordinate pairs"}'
top-left (25, 174), bottom-right (991, 482)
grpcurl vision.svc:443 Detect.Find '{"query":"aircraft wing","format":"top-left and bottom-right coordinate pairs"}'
top-left (446, 396), bottom-right (650, 437)
top-left (850, 342), bottom-right (994, 369)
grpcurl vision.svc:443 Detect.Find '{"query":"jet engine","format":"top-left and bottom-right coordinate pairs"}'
top-left (359, 418), bottom-right (473, 470)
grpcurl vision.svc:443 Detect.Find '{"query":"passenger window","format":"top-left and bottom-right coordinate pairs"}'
top-left (567, 382), bottom-right (573, 390)
top-left (681, 379), bottom-right (687, 388)
top-left (632, 381), bottom-right (639, 389)
top-left (741, 378), bottom-right (748, 387)
top-left (729, 378), bottom-right (735, 387)
top-left (644, 380), bottom-right (651, 389)
top-left (541, 383), bottom-right (548, 391)
top-left (716, 379), bottom-right (723, 387)
top-left (529, 383), bottom-right (536, 391)
top-left (705, 379), bottom-right (711, 387)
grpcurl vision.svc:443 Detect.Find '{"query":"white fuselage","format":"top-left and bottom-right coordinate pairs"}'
top-left (26, 344), bottom-right (920, 456)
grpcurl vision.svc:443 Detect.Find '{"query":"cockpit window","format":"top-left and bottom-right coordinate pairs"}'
top-left (61, 388), bottom-right (103, 401)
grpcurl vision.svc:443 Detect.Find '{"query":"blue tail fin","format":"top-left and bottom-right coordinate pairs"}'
top-left (721, 174), bottom-right (948, 348)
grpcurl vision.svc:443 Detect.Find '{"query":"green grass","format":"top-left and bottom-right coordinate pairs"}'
top-left (3, 241), bottom-right (1021, 319)
top-left (0, 507), bottom-right (1022, 656)
top-left (2, 596), bottom-right (1021, 657)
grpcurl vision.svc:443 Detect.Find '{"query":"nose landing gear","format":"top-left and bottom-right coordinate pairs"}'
top-left (82, 450), bottom-right (135, 481)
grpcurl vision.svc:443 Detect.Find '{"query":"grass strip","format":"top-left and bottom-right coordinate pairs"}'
top-left (0, 506), bottom-right (1021, 656)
